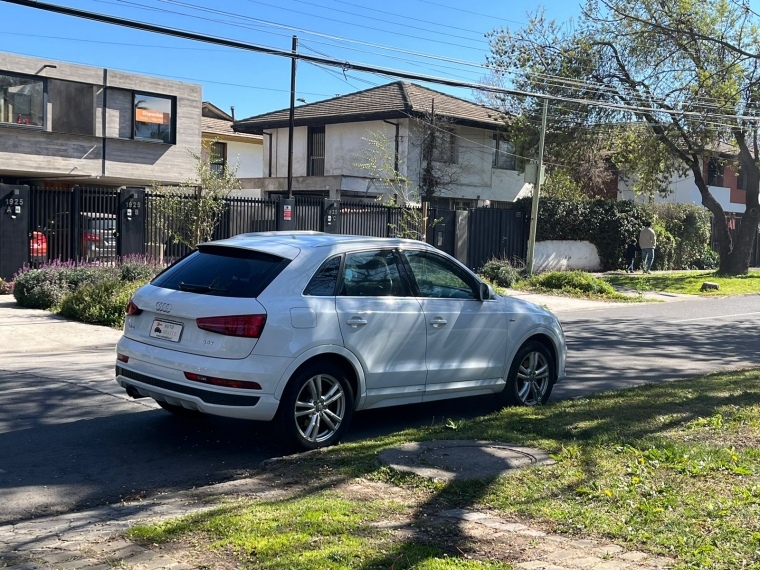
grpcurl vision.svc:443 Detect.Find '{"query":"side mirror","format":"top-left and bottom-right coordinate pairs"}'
top-left (477, 282), bottom-right (491, 301)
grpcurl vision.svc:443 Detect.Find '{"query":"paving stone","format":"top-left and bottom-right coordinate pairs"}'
top-left (589, 562), bottom-right (630, 570)
top-left (438, 509), bottom-right (487, 521)
top-left (569, 539), bottom-right (597, 549)
top-left (618, 551), bottom-right (648, 562)
top-left (91, 538), bottom-right (132, 553)
top-left (516, 562), bottom-right (571, 570)
top-left (38, 550), bottom-right (80, 564)
top-left (544, 535), bottom-right (571, 545)
top-left (56, 559), bottom-right (103, 569)
top-left (592, 545), bottom-right (625, 557)
top-left (564, 557), bottom-right (605, 568)
top-left (516, 528), bottom-right (548, 538)
top-left (103, 545), bottom-right (145, 560)
top-left (544, 549), bottom-right (587, 562)
top-left (165, 564), bottom-right (195, 570)
top-left (2, 564), bottom-right (44, 570)
top-left (493, 522), bottom-right (529, 532)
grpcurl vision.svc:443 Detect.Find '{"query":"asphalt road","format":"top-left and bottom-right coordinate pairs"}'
top-left (1, 295), bottom-right (759, 524)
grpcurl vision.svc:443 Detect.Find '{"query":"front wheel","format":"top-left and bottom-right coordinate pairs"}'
top-left (277, 363), bottom-right (354, 451)
top-left (499, 341), bottom-right (555, 406)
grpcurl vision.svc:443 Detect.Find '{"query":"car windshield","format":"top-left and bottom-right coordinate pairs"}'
top-left (86, 218), bottom-right (115, 231)
top-left (152, 245), bottom-right (289, 298)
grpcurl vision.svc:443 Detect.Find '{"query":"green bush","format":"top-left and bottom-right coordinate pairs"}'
top-left (511, 198), bottom-right (713, 271)
top-left (481, 260), bottom-right (504, 282)
top-left (13, 267), bottom-right (70, 309)
top-left (690, 247), bottom-right (720, 270)
top-left (529, 271), bottom-right (615, 295)
top-left (0, 279), bottom-right (12, 295)
top-left (479, 258), bottom-right (525, 288)
top-left (60, 279), bottom-right (147, 329)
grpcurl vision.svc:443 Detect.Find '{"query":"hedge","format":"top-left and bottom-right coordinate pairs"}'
top-left (60, 279), bottom-right (147, 329)
top-left (512, 198), bottom-right (714, 271)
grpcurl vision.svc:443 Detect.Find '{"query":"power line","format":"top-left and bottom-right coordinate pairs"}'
top-left (329, 0), bottom-right (489, 36)
top-left (415, 0), bottom-right (526, 25)
top-left (5, 0), bottom-right (760, 123)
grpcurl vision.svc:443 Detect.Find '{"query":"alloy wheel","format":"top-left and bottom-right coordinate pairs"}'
top-left (293, 374), bottom-right (346, 443)
top-left (516, 351), bottom-right (550, 406)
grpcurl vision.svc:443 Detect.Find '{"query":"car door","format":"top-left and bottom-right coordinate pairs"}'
top-left (399, 250), bottom-right (508, 400)
top-left (335, 249), bottom-right (428, 409)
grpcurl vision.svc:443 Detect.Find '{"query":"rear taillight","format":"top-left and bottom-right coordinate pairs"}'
top-left (83, 232), bottom-right (100, 242)
top-left (126, 300), bottom-right (142, 315)
top-left (117, 353), bottom-right (129, 363)
top-left (184, 372), bottom-right (261, 390)
top-left (196, 315), bottom-right (266, 338)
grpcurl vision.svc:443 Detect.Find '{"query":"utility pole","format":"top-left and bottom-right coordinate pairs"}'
top-left (287, 35), bottom-right (298, 199)
top-left (526, 98), bottom-right (548, 275)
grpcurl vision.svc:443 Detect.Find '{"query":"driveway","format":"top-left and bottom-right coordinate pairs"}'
top-left (1, 293), bottom-right (759, 524)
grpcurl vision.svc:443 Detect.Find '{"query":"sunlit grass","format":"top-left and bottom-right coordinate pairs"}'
top-left (607, 270), bottom-right (760, 295)
top-left (129, 370), bottom-right (760, 569)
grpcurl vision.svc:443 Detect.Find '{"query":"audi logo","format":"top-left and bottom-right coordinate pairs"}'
top-left (156, 302), bottom-right (172, 314)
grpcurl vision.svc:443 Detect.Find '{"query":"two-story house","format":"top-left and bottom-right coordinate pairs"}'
top-left (0, 52), bottom-right (201, 189)
top-left (201, 101), bottom-right (262, 194)
top-left (233, 82), bottom-right (532, 207)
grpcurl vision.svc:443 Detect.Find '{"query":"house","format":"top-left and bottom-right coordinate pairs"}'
top-left (618, 144), bottom-right (747, 215)
top-left (201, 102), bottom-right (263, 194)
top-left (0, 51), bottom-right (201, 189)
top-left (233, 82), bottom-right (532, 207)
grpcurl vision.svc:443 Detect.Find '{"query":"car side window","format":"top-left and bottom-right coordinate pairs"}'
top-left (304, 256), bottom-right (342, 296)
top-left (401, 251), bottom-right (476, 299)
top-left (338, 250), bottom-right (406, 297)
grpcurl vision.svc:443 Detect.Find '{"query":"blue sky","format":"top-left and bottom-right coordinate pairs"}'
top-left (0, 0), bottom-right (581, 119)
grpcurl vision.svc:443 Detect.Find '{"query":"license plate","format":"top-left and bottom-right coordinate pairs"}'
top-left (149, 319), bottom-right (183, 342)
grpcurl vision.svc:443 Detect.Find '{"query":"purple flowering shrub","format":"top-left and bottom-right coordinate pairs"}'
top-left (13, 256), bottom-right (165, 310)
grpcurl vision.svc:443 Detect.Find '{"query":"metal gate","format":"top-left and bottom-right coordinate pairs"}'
top-left (426, 208), bottom-right (456, 256)
top-left (0, 184), bottom-right (31, 281)
top-left (467, 208), bottom-right (527, 271)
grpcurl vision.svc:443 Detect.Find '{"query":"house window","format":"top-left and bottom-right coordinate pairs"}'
top-left (49, 79), bottom-right (94, 136)
top-left (308, 125), bottom-right (325, 176)
top-left (133, 92), bottom-right (175, 143)
top-left (707, 157), bottom-right (724, 186)
top-left (0, 72), bottom-right (44, 127)
top-left (209, 141), bottom-right (227, 177)
top-left (432, 128), bottom-right (457, 163)
top-left (737, 167), bottom-right (747, 190)
top-left (492, 134), bottom-right (516, 170)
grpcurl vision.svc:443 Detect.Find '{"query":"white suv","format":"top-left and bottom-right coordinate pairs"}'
top-left (116, 232), bottom-right (567, 449)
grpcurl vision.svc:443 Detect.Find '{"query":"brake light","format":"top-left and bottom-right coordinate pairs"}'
top-left (125, 300), bottom-right (142, 315)
top-left (196, 315), bottom-right (266, 338)
top-left (184, 372), bottom-right (261, 390)
top-left (117, 353), bottom-right (129, 363)
top-left (83, 232), bottom-right (100, 242)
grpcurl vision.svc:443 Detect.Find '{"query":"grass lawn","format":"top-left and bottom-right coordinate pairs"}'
top-left (607, 270), bottom-right (760, 295)
top-left (128, 370), bottom-right (760, 570)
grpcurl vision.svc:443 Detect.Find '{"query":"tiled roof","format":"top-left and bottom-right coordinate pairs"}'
top-left (234, 82), bottom-right (505, 133)
top-left (202, 117), bottom-right (262, 141)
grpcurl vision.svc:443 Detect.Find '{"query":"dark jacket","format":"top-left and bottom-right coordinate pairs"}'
top-left (625, 242), bottom-right (639, 259)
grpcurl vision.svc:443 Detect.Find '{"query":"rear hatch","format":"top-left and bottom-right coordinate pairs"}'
top-left (124, 245), bottom-right (291, 359)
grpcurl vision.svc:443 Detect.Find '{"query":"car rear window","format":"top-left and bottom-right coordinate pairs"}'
top-left (152, 245), bottom-right (289, 298)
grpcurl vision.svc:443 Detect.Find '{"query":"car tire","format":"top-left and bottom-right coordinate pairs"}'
top-left (156, 400), bottom-right (202, 417)
top-left (499, 341), bottom-right (555, 407)
top-left (277, 362), bottom-right (355, 451)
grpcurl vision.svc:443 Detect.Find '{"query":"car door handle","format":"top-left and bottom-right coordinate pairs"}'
top-left (346, 317), bottom-right (368, 327)
top-left (429, 317), bottom-right (448, 327)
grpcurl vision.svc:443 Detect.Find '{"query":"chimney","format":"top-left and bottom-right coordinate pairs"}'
top-left (230, 106), bottom-right (236, 121)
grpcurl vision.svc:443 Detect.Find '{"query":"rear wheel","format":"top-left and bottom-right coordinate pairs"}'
top-left (499, 341), bottom-right (555, 406)
top-left (156, 400), bottom-right (201, 417)
top-left (277, 363), bottom-right (354, 450)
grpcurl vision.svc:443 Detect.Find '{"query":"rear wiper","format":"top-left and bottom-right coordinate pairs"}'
top-left (178, 282), bottom-right (228, 294)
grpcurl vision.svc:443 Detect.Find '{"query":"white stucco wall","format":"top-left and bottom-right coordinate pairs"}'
top-left (618, 168), bottom-right (745, 213)
top-left (227, 140), bottom-right (262, 179)
top-left (266, 126), bottom-right (308, 178)
top-left (534, 240), bottom-right (601, 272)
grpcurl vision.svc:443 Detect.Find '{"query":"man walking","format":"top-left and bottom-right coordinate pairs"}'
top-left (639, 221), bottom-right (656, 273)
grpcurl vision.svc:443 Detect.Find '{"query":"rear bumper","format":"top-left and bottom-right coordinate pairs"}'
top-left (116, 336), bottom-right (291, 421)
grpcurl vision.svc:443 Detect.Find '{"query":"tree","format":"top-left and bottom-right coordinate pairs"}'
top-left (354, 129), bottom-right (427, 240)
top-left (152, 140), bottom-right (241, 251)
top-left (487, 0), bottom-right (760, 274)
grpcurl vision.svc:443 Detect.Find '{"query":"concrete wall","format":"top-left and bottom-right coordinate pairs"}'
top-left (0, 52), bottom-right (201, 186)
top-left (534, 240), bottom-right (601, 272)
